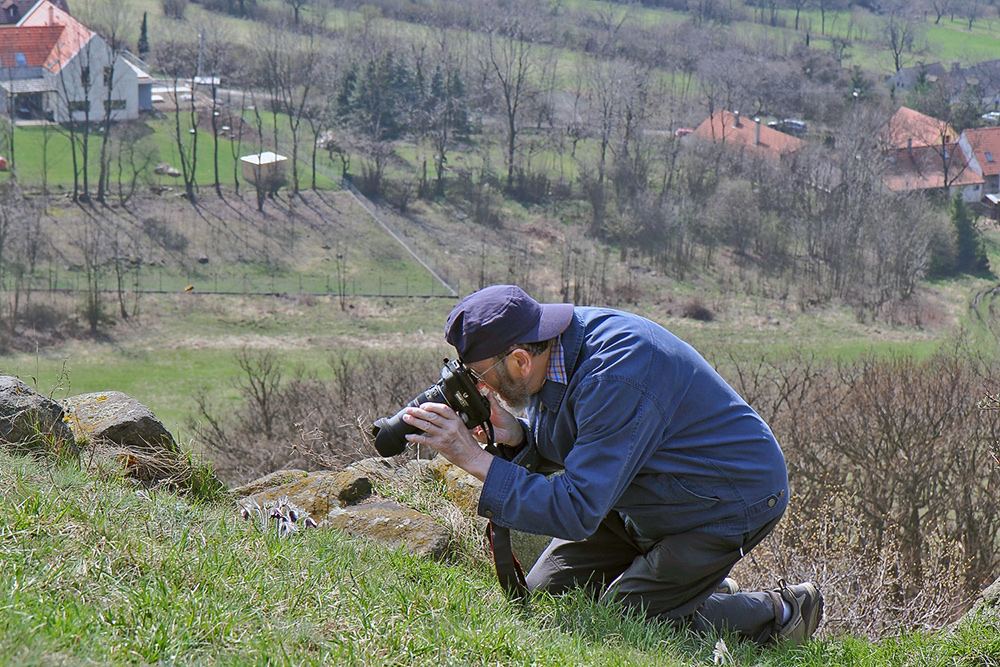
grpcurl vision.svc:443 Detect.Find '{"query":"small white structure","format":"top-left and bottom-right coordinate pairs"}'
top-left (240, 151), bottom-right (288, 185)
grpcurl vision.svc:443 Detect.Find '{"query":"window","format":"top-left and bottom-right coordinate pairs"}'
top-left (103, 99), bottom-right (126, 111)
top-left (68, 100), bottom-right (91, 113)
top-left (987, 151), bottom-right (995, 163)
top-left (14, 52), bottom-right (27, 67)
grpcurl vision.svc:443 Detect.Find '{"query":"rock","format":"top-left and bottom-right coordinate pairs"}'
top-left (424, 456), bottom-right (550, 569)
top-left (62, 391), bottom-right (177, 453)
top-left (327, 500), bottom-right (452, 560)
top-left (983, 576), bottom-right (1000, 607)
top-left (426, 455), bottom-right (483, 514)
top-left (346, 457), bottom-right (402, 484)
top-left (954, 574), bottom-right (1000, 631)
top-left (233, 466), bottom-right (454, 559)
top-left (0, 376), bottom-right (76, 454)
top-left (232, 469), bottom-right (374, 523)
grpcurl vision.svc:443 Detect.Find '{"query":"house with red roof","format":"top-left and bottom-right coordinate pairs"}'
top-left (691, 110), bottom-right (805, 166)
top-left (958, 127), bottom-right (1000, 195)
top-left (0, 0), bottom-right (66, 24)
top-left (882, 142), bottom-right (984, 201)
top-left (883, 106), bottom-right (958, 150)
top-left (874, 106), bottom-right (985, 201)
top-left (0, 0), bottom-right (151, 123)
top-left (958, 126), bottom-right (1000, 218)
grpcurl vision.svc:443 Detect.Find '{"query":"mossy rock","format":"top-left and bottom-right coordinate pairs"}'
top-left (0, 376), bottom-right (76, 456)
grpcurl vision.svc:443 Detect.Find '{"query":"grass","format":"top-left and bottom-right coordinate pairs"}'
top-left (2, 449), bottom-right (998, 665)
top-left (1, 117), bottom-right (339, 192)
top-left (0, 292), bottom-right (457, 434)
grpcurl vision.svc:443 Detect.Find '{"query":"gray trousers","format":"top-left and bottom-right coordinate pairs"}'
top-left (524, 512), bottom-right (784, 645)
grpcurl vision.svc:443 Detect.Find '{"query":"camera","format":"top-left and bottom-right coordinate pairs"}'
top-left (370, 358), bottom-right (492, 457)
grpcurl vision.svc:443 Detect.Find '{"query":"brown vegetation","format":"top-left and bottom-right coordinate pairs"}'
top-left (194, 341), bottom-right (1000, 640)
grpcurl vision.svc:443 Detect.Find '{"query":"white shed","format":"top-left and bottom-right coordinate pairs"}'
top-left (240, 151), bottom-right (288, 185)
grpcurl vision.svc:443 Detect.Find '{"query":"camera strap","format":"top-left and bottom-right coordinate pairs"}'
top-left (485, 520), bottom-right (529, 599)
top-left (483, 430), bottom-right (530, 600)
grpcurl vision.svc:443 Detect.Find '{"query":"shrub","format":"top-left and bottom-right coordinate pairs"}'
top-left (718, 346), bottom-right (1000, 638)
top-left (681, 298), bottom-right (714, 321)
top-left (191, 348), bottom-right (445, 485)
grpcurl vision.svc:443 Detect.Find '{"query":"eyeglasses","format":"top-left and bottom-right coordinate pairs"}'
top-left (467, 349), bottom-right (514, 386)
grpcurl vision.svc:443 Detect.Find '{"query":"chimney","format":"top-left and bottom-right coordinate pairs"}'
top-left (753, 117), bottom-right (761, 146)
top-left (49, 3), bottom-right (54, 24)
top-left (907, 137), bottom-right (912, 152)
top-left (732, 110), bottom-right (741, 128)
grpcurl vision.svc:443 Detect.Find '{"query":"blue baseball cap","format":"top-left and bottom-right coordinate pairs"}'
top-left (445, 285), bottom-right (574, 363)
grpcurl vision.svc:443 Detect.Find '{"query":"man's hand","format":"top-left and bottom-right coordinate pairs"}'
top-left (403, 403), bottom-right (494, 481)
top-left (474, 390), bottom-right (525, 449)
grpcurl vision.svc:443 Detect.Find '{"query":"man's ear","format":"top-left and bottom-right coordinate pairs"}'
top-left (509, 348), bottom-right (533, 378)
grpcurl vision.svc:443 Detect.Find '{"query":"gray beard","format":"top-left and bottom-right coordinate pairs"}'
top-left (494, 366), bottom-right (531, 413)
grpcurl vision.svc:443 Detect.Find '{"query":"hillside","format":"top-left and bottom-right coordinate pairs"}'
top-left (4, 1), bottom-right (1000, 661)
top-left (2, 447), bottom-right (999, 666)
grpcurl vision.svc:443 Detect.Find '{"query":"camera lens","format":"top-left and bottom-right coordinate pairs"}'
top-left (370, 386), bottom-right (446, 457)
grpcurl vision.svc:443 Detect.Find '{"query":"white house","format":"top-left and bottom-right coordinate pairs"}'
top-left (0, 0), bottom-right (150, 124)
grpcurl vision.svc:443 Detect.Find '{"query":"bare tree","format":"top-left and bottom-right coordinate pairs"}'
top-left (55, 40), bottom-right (100, 202)
top-left (961, 0), bottom-right (986, 27)
top-left (423, 29), bottom-right (470, 198)
top-left (196, 26), bottom-right (238, 198)
top-left (926, 0), bottom-right (956, 23)
top-left (579, 56), bottom-right (644, 236)
top-left (154, 37), bottom-right (200, 202)
top-left (112, 121), bottom-right (158, 204)
top-left (815, 0), bottom-right (850, 35)
top-left (259, 25), bottom-right (321, 195)
top-left (790, 0), bottom-right (809, 30)
top-left (81, 0), bottom-right (135, 204)
top-left (284, 0), bottom-right (308, 26)
top-left (876, 0), bottom-right (925, 73)
top-left (0, 182), bottom-right (43, 335)
top-left (482, 4), bottom-right (546, 191)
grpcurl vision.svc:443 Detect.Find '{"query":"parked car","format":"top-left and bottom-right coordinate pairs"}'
top-left (767, 118), bottom-right (808, 135)
top-left (982, 111), bottom-right (1000, 125)
top-left (673, 127), bottom-right (694, 137)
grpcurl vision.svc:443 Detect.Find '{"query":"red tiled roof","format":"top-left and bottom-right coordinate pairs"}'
top-left (961, 127), bottom-right (1000, 178)
top-left (883, 143), bottom-right (984, 192)
top-left (0, 24), bottom-right (63, 67)
top-left (885, 106), bottom-right (957, 149)
top-left (691, 110), bottom-right (805, 164)
top-left (0, 0), bottom-right (93, 74)
top-left (0, 0), bottom-right (69, 25)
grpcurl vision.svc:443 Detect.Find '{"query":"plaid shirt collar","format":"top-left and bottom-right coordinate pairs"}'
top-left (546, 335), bottom-right (567, 384)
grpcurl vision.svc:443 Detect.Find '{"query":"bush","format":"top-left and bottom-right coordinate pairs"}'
top-left (681, 298), bottom-right (715, 321)
top-left (191, 348), bottom-right (445, 485)
top-left (717, 346), bottom-right (1000, 638)
top-left (142, 217), bottom-right (189, 253)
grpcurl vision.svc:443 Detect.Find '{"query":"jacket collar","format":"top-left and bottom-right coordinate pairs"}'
top-left (536, 310), bottom-right (581, 412)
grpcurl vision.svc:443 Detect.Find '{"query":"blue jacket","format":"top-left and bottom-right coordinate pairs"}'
top-left (478, 307), bottom-right (789, 544)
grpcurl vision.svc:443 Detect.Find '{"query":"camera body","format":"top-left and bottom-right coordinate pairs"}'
top-left (370, 358), bottom-right (491, 457)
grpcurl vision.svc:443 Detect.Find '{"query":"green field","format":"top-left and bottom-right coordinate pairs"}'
top-left (1, 116), bottom-right (339, 192)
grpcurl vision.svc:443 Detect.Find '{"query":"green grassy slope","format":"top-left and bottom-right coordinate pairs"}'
top-left (2, 451), bottom-right (998, 666)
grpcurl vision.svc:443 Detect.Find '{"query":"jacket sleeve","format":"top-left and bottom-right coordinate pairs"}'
top-left (478, 377), bottom-right (664, 541)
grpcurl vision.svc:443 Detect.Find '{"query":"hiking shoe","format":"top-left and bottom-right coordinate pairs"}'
top-left (714, 577), bottom-right (740, 594)
top-left (774, 580), bottom-right (823, 645)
